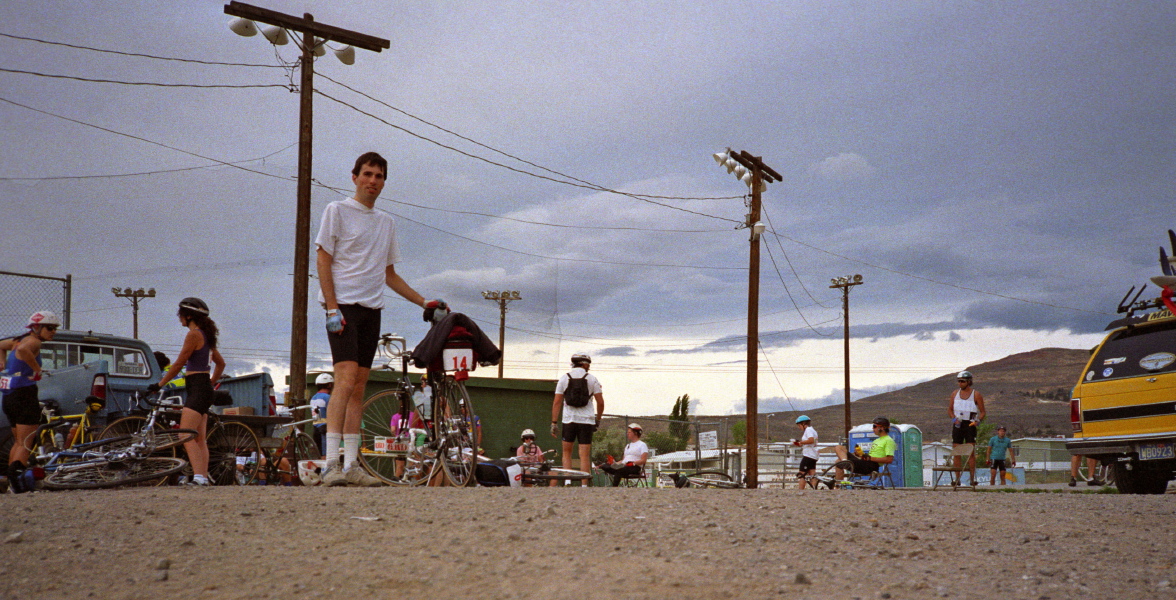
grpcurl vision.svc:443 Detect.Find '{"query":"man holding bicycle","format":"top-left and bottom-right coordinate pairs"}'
top-left (315, 152), bottom-right (444, 487)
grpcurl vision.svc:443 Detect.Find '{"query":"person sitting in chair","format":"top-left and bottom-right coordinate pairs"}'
top-left (599, 423), bottom-right (649, 487)
top-left (832, 416), bottom-right (895, 484)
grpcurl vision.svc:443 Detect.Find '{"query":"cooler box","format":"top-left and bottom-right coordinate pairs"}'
top-left (848, 422), bottom-right (923, 488)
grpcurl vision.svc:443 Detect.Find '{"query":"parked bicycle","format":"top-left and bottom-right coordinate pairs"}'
top-left (21, 396), bottom-right (107, 460)
top-left (258, 405), bottom-right (319, 485)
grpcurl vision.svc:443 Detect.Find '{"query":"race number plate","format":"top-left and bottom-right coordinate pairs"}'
top-left (1139, 442), bottom-right (1175, 461)
top-left (442, 348), bottom-right (475, 372)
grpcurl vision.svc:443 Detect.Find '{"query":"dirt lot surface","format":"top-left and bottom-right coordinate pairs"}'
top-left (1, 486), bottom-right (1173, 600)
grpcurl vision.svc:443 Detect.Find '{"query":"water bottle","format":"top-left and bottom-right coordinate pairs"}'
top-left (53, 431), bottom-right (65, 451)
top-left (21, 469), bottom-right (35, 491)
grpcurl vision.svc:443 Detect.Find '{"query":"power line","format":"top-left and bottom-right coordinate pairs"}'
top-left (0, 142), bottom-right (297, 182)
top-left (0, 67), bottom-right (290, 89)
top-left (761, 236), bottom-right (836, 336)
top-left (0, 31), bottom-right (283, 68)
top-left (318, 73), bottom-right (745, 203)
top-left (313, 89), bottom-right (742, 224)
top-left (759, 340), bottom-right (796, 412)
top-left (761, 205), bottom-right (834, 309)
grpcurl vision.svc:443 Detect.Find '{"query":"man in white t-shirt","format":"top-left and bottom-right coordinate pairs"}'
top-left (599, 423), bottom-right (649, 486)
top-left (792, 415), bottom-right (819, 490)
top-left (550, 352), bottom-right (604, 487)
top-left (315, 152), bottom-right (442, 487)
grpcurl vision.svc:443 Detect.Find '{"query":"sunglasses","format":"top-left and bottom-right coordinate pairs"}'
top-left (522, 437), bottom-right (535, 441)
top-left (957, 379), bottom-right (969, 383)
top-left (42, 326), bottom-right (58, 332)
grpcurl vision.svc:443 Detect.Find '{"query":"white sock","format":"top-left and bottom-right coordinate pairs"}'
top-left (326, 433), bottom-right (342, 467)
top-left (192, 474), bottom-right (209, 484)
top-left (343, 434), bottom-right (360, 471)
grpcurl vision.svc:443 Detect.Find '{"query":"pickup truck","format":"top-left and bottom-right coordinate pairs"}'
top-left (0, 329), bottom-right (277, 454)
top-left (1067, 232), bottom-right (1176, 494)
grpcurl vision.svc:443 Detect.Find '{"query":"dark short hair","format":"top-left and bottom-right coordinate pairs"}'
top-left (153, 351), bottom-right (169, 370)
top-left (352, 152), bottom-right (387, 177)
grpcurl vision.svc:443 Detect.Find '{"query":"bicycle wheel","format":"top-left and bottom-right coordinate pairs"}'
top-left (206, 421), bottom-right (261, 485)
top-left (266, 430), bottom-right (320, 485)
top-left (435, 377), bottom-right (476, 487)
top-left (100, 417), bottom-right (196, 453)
top-left (43, 457), bottom-right (187, 490)
top-left (403, 445), bottom-right (439, 487)
top-left (522, 468), bottom-right (591, 483)
top-left (358, 389), bottom-right (410, 484)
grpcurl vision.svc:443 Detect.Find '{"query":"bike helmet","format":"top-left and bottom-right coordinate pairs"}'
top-left (521, 429), bottom-right (535, 439)
top-left (872, 416), bottom-right (891, 430)
top-left (27, 310), bottom-right (61, 329)
top-left (315, 373), bottom-right (334, 386)
top-left (571, 352), bottom-right (591, 365)
top-left (179, 297), bottom-right (210, 315)
top-left (795, 415), bottom-right (811, 424)
top-left (956, 370), bottom-right (973, 380)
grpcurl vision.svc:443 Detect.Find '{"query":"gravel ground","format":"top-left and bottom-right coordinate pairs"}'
top-left (1, 486), bottom-right (1173, 600)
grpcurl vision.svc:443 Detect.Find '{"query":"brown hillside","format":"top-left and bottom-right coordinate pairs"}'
top-left (694, 347), bottom-right (1092, 443)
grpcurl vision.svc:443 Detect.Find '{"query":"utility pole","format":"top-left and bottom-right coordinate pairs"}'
top-left (111, 287), bottom-right (156, 339)
top-left (224, 2), bottom-right (389, 404)
top-left (829, 274), bottom-right (864, 443)
top-left (713, 149), bottom-right (782, 489)
top-left (481, 290), bottom-right (520, 378)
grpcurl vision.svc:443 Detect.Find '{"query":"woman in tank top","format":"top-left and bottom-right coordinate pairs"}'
top-left (155, 297), bottom-right (225, 486)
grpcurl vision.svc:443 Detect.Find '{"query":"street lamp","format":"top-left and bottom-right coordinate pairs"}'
top-left (224, 2), bottom-right (389, 404)
top-left (481, 290), bottom-right (521, 378)
top-left (829, 274), bottom-right (864, 443)
top-left (111, 287), bottom-right (156, 339)
top-left (713, 148), bottom-right (782, 489)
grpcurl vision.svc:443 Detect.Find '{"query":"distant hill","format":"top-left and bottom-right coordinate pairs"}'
top-left (685, 347), bottom-right (1092, 443)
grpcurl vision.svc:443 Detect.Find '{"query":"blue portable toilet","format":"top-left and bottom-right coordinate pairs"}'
top-left (848, 422), bottom-right (923, 488)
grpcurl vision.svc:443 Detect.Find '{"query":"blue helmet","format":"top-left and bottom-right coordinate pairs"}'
top-left (795, 415), bottom-right (811, 424)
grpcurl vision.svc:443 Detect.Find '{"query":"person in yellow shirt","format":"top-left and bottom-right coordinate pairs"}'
top-left (832, 416), bottom-right (895, 482)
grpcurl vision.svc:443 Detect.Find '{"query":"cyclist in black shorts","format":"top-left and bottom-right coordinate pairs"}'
top-left (152, 298), bottom-right (224, 487)
top-left (3, 311), bottom-right (59, 493)
top-left (550, 352), bottom-right (604, 487)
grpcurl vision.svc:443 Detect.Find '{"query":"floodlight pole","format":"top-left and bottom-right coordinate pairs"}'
top-left (724, 150), bottom-right (782, 489)
top-left (223, 2), bottom-right (389, 405)
top-left (112, 287), bottom-right (156, 339)
top-left (481, 291), bottom-right (521, 378)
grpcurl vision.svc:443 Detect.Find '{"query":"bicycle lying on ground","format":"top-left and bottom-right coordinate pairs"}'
top-left (668, 470), bottom-right (742, 489)
top-left (507, 449), bottom-right (591, 486)
top-left (28, 392), bottom-right (196, 490)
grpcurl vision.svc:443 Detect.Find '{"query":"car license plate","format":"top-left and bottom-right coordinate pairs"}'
top-left (1139, 442), bottom-right (1175, 461)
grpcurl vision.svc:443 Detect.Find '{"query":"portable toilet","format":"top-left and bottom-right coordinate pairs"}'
top-left (847, 422), bottom-right (923, 488)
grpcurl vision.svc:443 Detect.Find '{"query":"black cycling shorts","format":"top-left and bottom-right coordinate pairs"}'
top-left (184, 373), bottom-right (215, 415)
top-left (798, 456), bottom-right (817, 473)
top-left (327, 304), bottom-right (382, 369)
top-left (2, 385), bottom-right (40, 426)
top-left (991, 459), bottom-right (1008, 472)
top-left (847, 454), bottom-right (880, 476)
top-left (952, 423), bottom-right (977, 444)
top-left (561, 422), bottom-right (594, 445)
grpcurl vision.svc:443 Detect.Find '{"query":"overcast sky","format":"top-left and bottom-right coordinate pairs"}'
top-left (2, 1), bottom-right (1173, 418)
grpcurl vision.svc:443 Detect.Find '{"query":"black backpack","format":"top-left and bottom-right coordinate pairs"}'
top-left (563, 373), bottom-right (591, 408)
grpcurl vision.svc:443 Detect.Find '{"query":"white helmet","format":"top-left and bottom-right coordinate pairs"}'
top-left (957, 370), bottom-right (973, 380)
top-left (521, 429), bottom-right (535, 439)
top-left (28, 310), bottom-right (61, 329)
top-left (314, 373), bottom-right (334, 386)
top-left (571, 352), bottom-right (591, 365)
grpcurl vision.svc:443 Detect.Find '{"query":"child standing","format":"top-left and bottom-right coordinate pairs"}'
top-left (793, 415), bottom-right (819, 490)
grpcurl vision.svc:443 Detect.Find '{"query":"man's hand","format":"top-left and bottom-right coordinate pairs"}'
top-left (326, 310), bottom-right (345, 334)
top-left (550, 422), bottom-right (559, 438)
top-left (146, 382), bottom-right (162, 394)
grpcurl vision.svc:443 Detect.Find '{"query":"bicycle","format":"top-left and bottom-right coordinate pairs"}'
top-left (31, 393), bottom-right (195, 490)
top-left (21, 396), bottom-right (107, 459)
top-left (259, 405), bottom-right (319, 485)
top-left (510, 449), bottom-right (590, 486)
top-left (674, 470), bottom-right (742, 489)
top-left (359, 314), bottom-right (486, 487)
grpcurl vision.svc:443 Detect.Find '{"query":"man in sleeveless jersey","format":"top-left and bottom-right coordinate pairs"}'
top-left (949, 370), bottom-right (986, 485)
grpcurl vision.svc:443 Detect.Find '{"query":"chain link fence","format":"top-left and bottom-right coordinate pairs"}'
top-left (0, 270), bottom-right (71, 333)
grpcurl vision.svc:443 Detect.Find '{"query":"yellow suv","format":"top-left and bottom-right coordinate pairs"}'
top-left (1068, 297), bottom-right (1176, 494)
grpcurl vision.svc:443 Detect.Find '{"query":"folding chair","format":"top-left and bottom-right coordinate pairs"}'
top-left (617, 466), bottom-right (649, 487)
top-left (931, 444), bottom-right (975, 490)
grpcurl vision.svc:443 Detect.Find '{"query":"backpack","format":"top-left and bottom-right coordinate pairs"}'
top-left (563, 372), bottom-right (591, 408)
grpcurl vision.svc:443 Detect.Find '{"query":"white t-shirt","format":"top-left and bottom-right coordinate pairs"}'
top-left (314, 198), bottom-right (401, 309)
top-left (800, 426), bottom-right (819, 460)
top-left (554, 367), bottom-right (603, 424)
top-left (622, 440), bottom-right (649, 465)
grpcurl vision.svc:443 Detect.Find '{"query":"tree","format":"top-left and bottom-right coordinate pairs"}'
top-left (731, 419), bottom-right (747, 445)
top-left (591, 427), bottom-right (625, 464)
top-left (668, 394), bottom-right (691, 440)
top-left (644, 430), bottom-right (687, 454)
